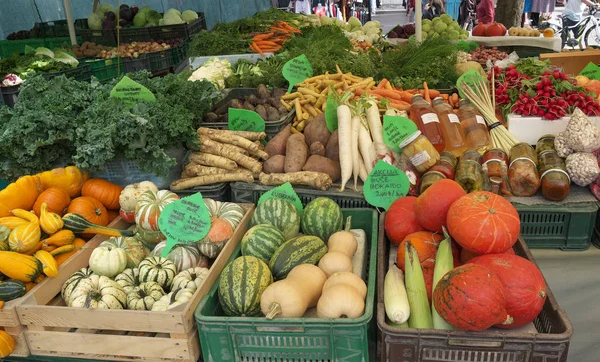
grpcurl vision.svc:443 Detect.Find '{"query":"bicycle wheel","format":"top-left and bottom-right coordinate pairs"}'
top-left (584, 24), bottom-right (600, 48)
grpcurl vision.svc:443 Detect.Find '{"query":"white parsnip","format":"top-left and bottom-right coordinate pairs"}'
top-left (337, 105), bottom-right (353, 191)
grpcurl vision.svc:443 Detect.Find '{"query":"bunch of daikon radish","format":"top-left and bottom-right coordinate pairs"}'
top-left (170, 128), bottom-right (268, 191)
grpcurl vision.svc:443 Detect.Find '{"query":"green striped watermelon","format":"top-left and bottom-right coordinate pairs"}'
top-left (218, 256), bottom-right (273, 317)
top-left (251, 199), bottom-right (300, 240)
top-left (241, 224), bottom-right (286, 263)
top-left (269, 235), bottom-right (328, 280)
top-left (301, 198), bottom-right (343, 243)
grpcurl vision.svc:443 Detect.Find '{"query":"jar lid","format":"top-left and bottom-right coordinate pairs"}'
top-left (432, 97), bottom-right (444, 105)
top-left (399, 131), bottom-right (422, 148)
top-left (538, 134), bottom-right (556, 141)
top-left (411, 93), bottom-right (424, 101)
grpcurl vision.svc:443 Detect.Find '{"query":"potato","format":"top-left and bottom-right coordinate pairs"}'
top-left (273, 88), bottom-right (286, 99)
top-left (263, 155), bottom-right (286, 174)
top-left (265, 124), bottom-right (292, 157)
top-left (257, 84), bottom-right (271, 100)
top-left (310, 142), bottom-right (326, 156)
top-left (284, 134), bottom-right (309, 173)
top-left (243, 100), bottom-right (255, 111)
top-left (230, 99), bottom-right (244, 109)
top-left (266, 106), bottom-right (280, 122)
top-left (302, 155), bottom-right (341, 182)
top-left (325, 130), bottom-right (339, 162)
top-left (255, 105), bottom-right (267, 120)
top-left (204, 112), bottom-right (219, 122)
top-left (247, 94), bottom-right (260, 106)
top-left (304, 113), bottom-right (331, 147)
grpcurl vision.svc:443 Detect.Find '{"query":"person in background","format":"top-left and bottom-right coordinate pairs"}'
top-left (563, 0), bottom-right (597, 42)
top-left (458, 0), bottom-right (477, 29)
top-left (522, 0), bottom-right (532, 26)
top-left (424, 0), bottom-right (446, 19)
top-left (407, 0), bottom-right (416, 22)
top-left (530, 0), bottom-right (555, 27)
top-left (476, 0), bottom-right (495, 24)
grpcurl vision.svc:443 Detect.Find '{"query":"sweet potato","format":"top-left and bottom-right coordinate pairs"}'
top-left (265, 124), bottom-right (292, 157)
top-left (304, 113), bottom-right (331, 147)
top-left (325, 130), bottom-right (339, 162)
top-left (310, 141), bottom-right (326, 156)
top-left (302, 155), bottom-right (341, 182)
top-left (263, 155), bottom-right (286, 174)
top-left (284, 134), bottom-right (309, 173)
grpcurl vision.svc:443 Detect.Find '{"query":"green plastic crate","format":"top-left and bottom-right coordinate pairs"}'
top-left (0, 37), bottom-right (81, 59)
top-left (194, 208), bottom-right (378, 362)
top-left (83, 57), bottom-right (124, 82)
top-left (513, 201), bottom-right (598, 250)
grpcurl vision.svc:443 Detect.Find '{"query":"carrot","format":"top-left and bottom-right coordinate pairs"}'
top-left (429, 89), bottom-right (440, 98)
top-left (377, 79), bottom-right (389, 89)
top-left (400, 92), bottom-right (413, 103)
top-left (390, 102), bottom-right (411, 111)
top-left (384, 82), bottom-right (393, 90)
top-left (441, 93), bottom-right (449, 100)
top-left (337, 104), bottom-right (353, 191)
top-left (369, 89), bottom-right (404, 101)
top-left (452, 93), bottom-right (459, 106)
top-left (253, 43), bottom-right (265, 56)
top-left (423, 82), bottom-right (431, 102)
top-left (253, 32), bottom-right (274, 40)
top-left (255, 40), bottom-right (280, 47)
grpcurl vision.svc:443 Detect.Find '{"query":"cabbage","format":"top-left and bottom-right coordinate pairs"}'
top-left (348, 16), bottom-right (362, 30)
top-left (188, 57), bottom-right (233, 89)
top-left (35, 47), bottom-right (54, 58)
top-left (133, 12), bottom-right (147, 27)
top-left (320, 16), bottom-right (334, 26)
top-left (181, 10), bottom-right (198, 23)
top-left (335, 18), bottom-right (346, 28)
top-left (138, 6), bottom-right (152, 15)
top-left (96, 3), bottom-right (115, 15)
top-left (164, 9), bottom-right (182, 18)
top-left (163, 13), bottom-right (185, 25)
top-left (88, 12), bottom-right (103, 30)
top-left (53, 50), bottom-right (79, 68)
top-left (146, 10), bottom-right (162, 26)
top-left (363, 20), bottom-right (380, 29)
top-left (365, 27), bottom-right (379, 36)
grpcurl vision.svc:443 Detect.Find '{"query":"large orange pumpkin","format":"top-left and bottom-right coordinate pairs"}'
top-left (415, 179), bottom-right (466, 233)
top-left (385, 197), bottom-right (425, 246)
top-left (447, 191), bottom-right (520, 254)
top-left (397, 231), bottom-right (442, 271)
top-left (81, 179), bottom-right (123, 210)
top-left (460, 247), bottom-right (516, 264)
top-left (0, 175), bottom-right (43, 217)
top-left (67, 196), bottom-right (109, 226)
top-left (33, 188), bottom-right (71, 216)
top-left (0, 330), bottom-right (15, 358)
top-left (37, 166), bottom-right (89, 198)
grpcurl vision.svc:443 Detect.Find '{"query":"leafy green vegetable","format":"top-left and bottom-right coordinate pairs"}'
top-left (514, 58), bottom-right (551, 77)
top-left (188, 30), bottom-right (252, 57)
top-left (378, 37), bottom-right (458, 89)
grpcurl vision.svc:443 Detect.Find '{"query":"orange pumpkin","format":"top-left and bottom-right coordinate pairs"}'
top-left (81, 179), bottom-right (123, 210)
top-left (67, 197), bottom-right (109, 226)
top-left (397, 231), bottom-right (443, 302)
top-left (33, 188), bottom-right (71, 216)
top-left (0, 175), bottom-right (43, 218)
top-left (37, 166), bottom-right (89, 198)
top-left (0, 330), bottom-right (15, 358)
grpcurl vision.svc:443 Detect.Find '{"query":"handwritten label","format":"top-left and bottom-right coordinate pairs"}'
top-left (456, 68), bottom-right (485, 99)
top-left (228, 108), bottom-right (266, 132)
top-left (282, 54), bottom-right (313, 93)
top-left (258, 182), bottom-right (303, 215)
top-left (157, 193), bottom-right (211, 257)
top-left (363, 160), bottom-right (410, 210)
top-left (110, 76), bottom-right (156, 106)
top-left (325, 94), bottom-right (339, 132)
top-left (383, 115), bottom-right (419, 152)
top-left (579, 62), bottom-right (600, 80)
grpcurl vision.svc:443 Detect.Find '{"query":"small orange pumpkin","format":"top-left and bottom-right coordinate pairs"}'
top-left (81, 179), bottom-right (124, 210)
top-left (67, 196), bottom-right (109, 226)
top-left (33, 188), bottom-right (71, 216)
top-left (0, 330), bottom-right (15, 358)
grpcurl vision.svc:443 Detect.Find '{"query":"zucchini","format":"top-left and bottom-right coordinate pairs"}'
top-left (63, 213), bottom-right (133, 237)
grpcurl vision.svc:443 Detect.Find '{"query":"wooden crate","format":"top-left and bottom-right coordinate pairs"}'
top-left (540, 50), bottom-right (600, 76)
top-left (17, 204), bottom-right (254, 362)
top-left (1, 216), bottom-right (115, 358)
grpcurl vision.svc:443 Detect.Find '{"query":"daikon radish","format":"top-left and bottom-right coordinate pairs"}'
top-left (337, 104), bottom-right (353, 191)
top-left (351, 115), bottom-right (361, 191)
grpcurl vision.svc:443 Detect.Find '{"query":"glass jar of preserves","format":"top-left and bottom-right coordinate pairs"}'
top-left (400, 131), bottom-right (440, 173)
top-left (483, 148), bottom-right (509, 165)
top-left (482, 149), bottom-right (512, 196)
top-left (455, 159), bottom-right (483, 193)
top-left (432, 97), bottom-right (467, 157)
top-left (508, 158), bottom-right (540, 196)
top-left (461, 149), bottom-right (483, 164)
top-left (536, 134), bottom-right (556, 155)
top-left (410, 94), bottom-right (446, 152)
top-left (538, 150), bottom-right (570, 201)
top-left (457, 99), bottom-right (492, 153)
top-left (420, 171), bottom-right (447, 194)
top-left (428, 151), bottom-right (458, 179)
top-left (510, 143), bottom-right (538, 165)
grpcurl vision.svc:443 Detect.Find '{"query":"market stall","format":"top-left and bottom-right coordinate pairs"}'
top-left (3, 6), bottom-right (600, 362)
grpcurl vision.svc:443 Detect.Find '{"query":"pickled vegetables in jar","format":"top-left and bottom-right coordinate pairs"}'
top-left (538, 150), bottom-right (570, 201)
top-left (400, 131), bottom-right (440, 173)
top-left (455, 160), bottom-right (483, 193)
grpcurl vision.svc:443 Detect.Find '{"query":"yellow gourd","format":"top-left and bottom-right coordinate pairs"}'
top-left (0, 216), bottom-right (30, 230)
top-left (322, 272), bottom-right (367, 299)
top-left (42, 230), bottom-right (75, 247)
top-left (318, 252), bottom-right (353, 277)
top-left (0, 251), bottom-right (43, 282)
top-left (8, 222), bottom-right (41, 253)
top-left (327, 216), bottom-right (357, 257)
top-left (317, 284), bottom-right (365, 319)
top-left (34, 250), bottom-right (59, 278)
top-left (260, 264), bottom-right (327, 319)
top-left (39, 203), bottom-right (64, 235)
top-left (11, 209), bottom-right (39, 224)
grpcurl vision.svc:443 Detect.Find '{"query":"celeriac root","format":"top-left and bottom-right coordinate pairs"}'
top-left (198, 128), bottom-right (269, 160)
top-left (259, 172), bottom-right (333, 191)
top-left (170, 172), bottom-right (254, 190)
top-left (184, 163), bottom-right (239, 177)
top-left (200, 143), bottom-right (263, 174)
top-left (197, 128), bottom-right (266, 141)
top-left (199, 136), bottom-right (249, 156)
top-left (189, 152), bottom-right (238, 170)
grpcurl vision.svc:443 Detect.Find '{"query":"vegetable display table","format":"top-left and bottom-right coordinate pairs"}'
top-left (468, 36), bottom-right (562, 52)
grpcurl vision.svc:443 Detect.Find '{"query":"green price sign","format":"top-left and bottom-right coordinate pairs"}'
top-left (456, 68), bottom-right (485, 99)
top-left (110, 76), bottom-right (156, 106)
top-left (363, 160), bottom-right (410, 210)
top-left (158, 193), bottom-right (211, 257)
top-left (325, 94), bottom-right (339, 132)
top-left (228, 108), bottom-right (266, 132)
top-left (282, 54), bottom-right (313, 93)
top-left (579, 62), bottom-right (600, 80)
top-left (382, 115), bottom-right (419, 152)
top-left (258, 182), bottom-right (303, 215)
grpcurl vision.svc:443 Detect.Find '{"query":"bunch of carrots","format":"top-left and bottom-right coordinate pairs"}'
top-left (355, 80), bottom-right (461, 111)
top-left (249, 21), bottom-right (301, 55)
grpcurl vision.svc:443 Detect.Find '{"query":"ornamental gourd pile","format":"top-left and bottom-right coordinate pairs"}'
top-left (218, 197), bottom-right (369, 320)
top-left (383, 180), bottom-right (548, 331)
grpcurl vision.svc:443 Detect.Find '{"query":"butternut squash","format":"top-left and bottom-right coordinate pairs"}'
top-left (0, 251), bottom-right (43, 282)
top-left (42, 230), bottom-right (75, 247)
top-left (322, 272), bottom-right (367, 299)
top-left (260, 264), bottom-right (327, 319)
top-left (317, 284), bottom-right (365, 319)
top-left (318, 252), bottom-right (353, 277)
top-left (39, 203), bottom-right (64, 235)
top-left (34, 250), bottom-right (59, 278)
top-left (327, 216), bottom-right (357, 257)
